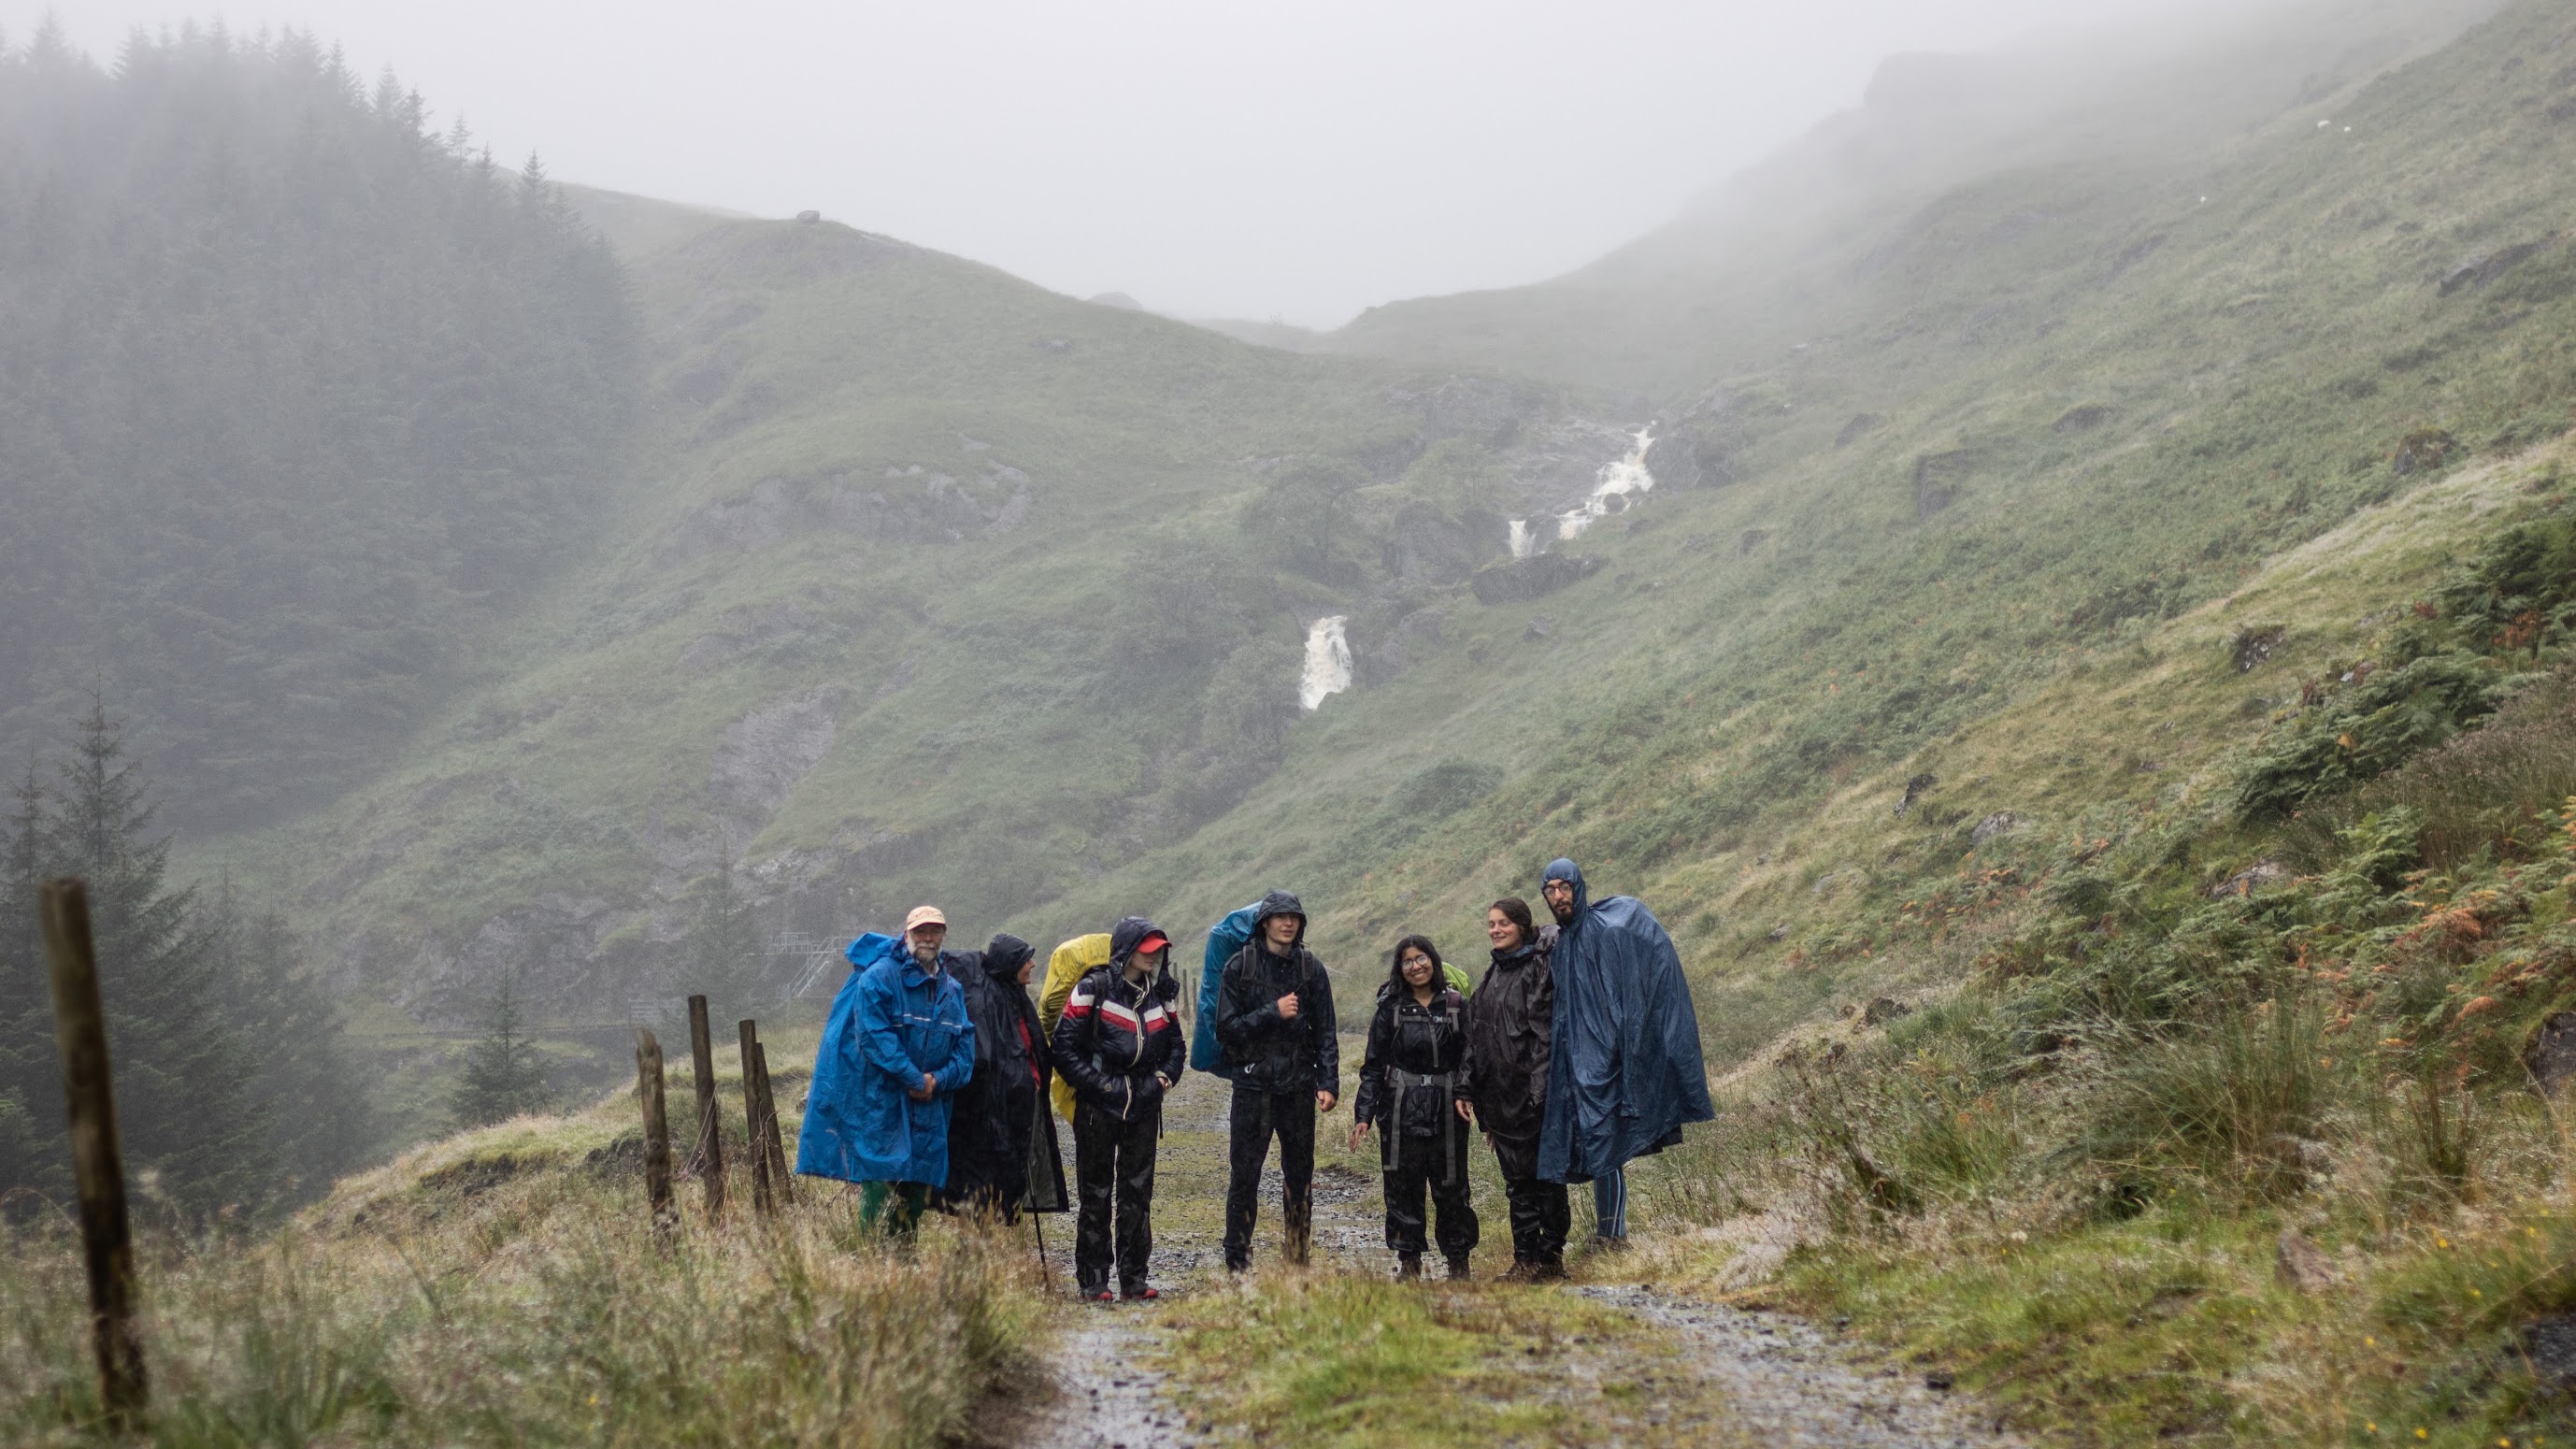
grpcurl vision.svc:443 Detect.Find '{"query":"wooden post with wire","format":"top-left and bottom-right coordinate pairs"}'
top-left (37, 879), bottom-right (148, 1429)
top-left (685, 995), bottom-right (725, 1219)
top-left (634, 1028), bottom-right (677, 1242)
top-left (737, 1019), bottom-right (774, 1215)
top-left (753, 1041), bottom-right (794, 1204)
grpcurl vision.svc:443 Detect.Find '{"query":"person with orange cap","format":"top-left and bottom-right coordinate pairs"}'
top-left (796, 904), bottom-right (978, 1240)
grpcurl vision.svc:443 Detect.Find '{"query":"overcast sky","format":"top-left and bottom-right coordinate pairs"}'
top-left (41, 0), bottom-right (2200, 327)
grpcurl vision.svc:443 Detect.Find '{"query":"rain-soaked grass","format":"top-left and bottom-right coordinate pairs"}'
top-left (0, 1087), bottom-right (1039, 1448)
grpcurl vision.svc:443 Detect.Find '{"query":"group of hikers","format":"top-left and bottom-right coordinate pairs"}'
top-left (794, 859), bottom-right (1712, 1302)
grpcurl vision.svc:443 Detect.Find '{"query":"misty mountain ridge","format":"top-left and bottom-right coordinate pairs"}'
top-left (1325, 0), bottom-right (2505, 393)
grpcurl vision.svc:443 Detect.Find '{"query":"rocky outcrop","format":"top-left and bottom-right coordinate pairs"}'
top-left (2526, 1011), bottom-right (2576, 1098)
top-left (1354, 608), bottom-right (1446, 686)
top-left (1377, 504), bottom-right (1502, 588)
top-left (1970, 811), bottom-right (2022, 846)
top-left (1643, 425), bottom-right (1738, 490)
top-left (2211, 861), bottom-right (2289, 898)
top-left (1471, 552), bottom-right (1603, 605)
top-left (657, 462), bottom-right (1033, 567)
top-left (1913, 451), bottom-right (1975, 520)
top-left (2438, 240), bottom-right (2547, 294)
top-left (710, 688), bottom-right (844, 818)
top-left (1385, 375), bottom-right (1553, 450)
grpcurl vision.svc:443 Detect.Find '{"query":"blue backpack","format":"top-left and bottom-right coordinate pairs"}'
top-left (1189, 901), bottom-right (1264, 1078)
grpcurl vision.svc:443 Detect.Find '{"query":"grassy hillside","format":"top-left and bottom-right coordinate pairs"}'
top-left (1036, 0), bottom-right (2576, 978)
top-left (180, 0), bottom-right (2576, 1171)
top-left (187, 187), bottom-right (1642, 1131)
top-left (0, 1028), bottom-right (1043, 1447)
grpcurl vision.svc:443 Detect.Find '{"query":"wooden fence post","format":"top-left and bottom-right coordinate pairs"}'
top-left (633, 1028), bottom-right (676, 1241)
top-left (737, 1019), bottom-right (774, 1216)
top-left (37, 879), bottom-right (147, 1429)
top-left (753, 1041), bottom-right (794, 1205)
top-left (685, 996), bottom-right (725, 1220)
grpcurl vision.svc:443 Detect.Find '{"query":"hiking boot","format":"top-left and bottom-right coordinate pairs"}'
top-left (1446, 1256), bottom-right (1472, 1282)
top-left (1121, 1284), bottom-right (1160, 1301)
top-left (1084, 1287), bottom-right (1116, 1304)
top-left (1532, 1255), bottom-right (1568, 1284)
top-left (1497, 1258), bottom-right (1538, 1284)
top-left (1395, 1253), bottom-right (1424, 1282)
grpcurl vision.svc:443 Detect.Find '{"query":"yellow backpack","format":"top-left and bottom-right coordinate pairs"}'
top-left (1038, 932), bottom-right (1113, 1122)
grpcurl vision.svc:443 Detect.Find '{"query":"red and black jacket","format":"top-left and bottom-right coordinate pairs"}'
top-left (1049, 916), bottom-right (1186, 1120)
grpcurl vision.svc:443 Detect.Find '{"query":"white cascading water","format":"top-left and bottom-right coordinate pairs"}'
top-left (1554, 425), bottom-right (1657, 542)
top-left (1298, 615), bottom-right (1353, 711)
top-left (1507, 518), bottom-right (1538, 559)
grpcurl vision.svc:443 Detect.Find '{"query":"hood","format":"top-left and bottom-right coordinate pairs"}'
top-left (844, 931), bottom-right (903, 972)
top-left (1109, 915), bottom-right (1165, 967)
top-left (1252, 889), bottom-right (1307, 954)
top-left (1543, 858), bottom-right (1590, 920)
top-left (1109, 915), bottom-right (1181, 1001)
top-left (981, 933), bottom-right (1034, 982)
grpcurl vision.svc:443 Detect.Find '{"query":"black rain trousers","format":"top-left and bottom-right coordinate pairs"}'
top-left (1489, 1129), bottom-right (1568, 1264)
top-left (1072, 1099), bottom-right (1160, 1294)
top-left (1224, 1084), bottom-right (1314, 1269)
top-left (1382, 1112), bottom-right (1479, 1260)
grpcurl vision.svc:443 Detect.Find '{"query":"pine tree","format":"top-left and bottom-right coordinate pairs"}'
top-left (448, 972), bottom-right (551, 1129)
top-left (201, 882), bottom-right (375, 1197)
top-left (0, 760), bottom-right (48, 1200)
top-left (679, 842), bottom-right (768, 1026)
top-left (42, 701), bottom-right (272, 1212)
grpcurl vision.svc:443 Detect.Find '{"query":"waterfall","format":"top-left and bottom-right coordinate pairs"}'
top-left (1554, 425), bottom-right (1656, 542)
top-left (1508, 518), bottom-right (1538, 560)
top-left (1299, 615), bottom-right (1352, 711)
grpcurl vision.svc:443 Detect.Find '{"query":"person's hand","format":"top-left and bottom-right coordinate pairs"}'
top-left (1317, 1089), bottom-right (1338, 1113)
top-left (908, 1071), bottom-right (936, 1101)
top-left (1276, 992), bottom-right (1301, 1021)
top-left (1347, 1119), bottom-right (1368, 1152)
top-left (1455, 1098), bottom-right (1475, 1123)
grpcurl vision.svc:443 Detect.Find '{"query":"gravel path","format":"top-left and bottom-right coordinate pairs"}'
top-left (1580, 1284), bottom-right (2023, 1448)
top-left (1009, 1313), bottom-right (1198, 1449)
top-left (1006, 1047), bottom-right (2022, 1448)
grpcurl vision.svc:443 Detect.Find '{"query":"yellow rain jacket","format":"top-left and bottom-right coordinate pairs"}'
top-left (1038, 932), bottom-right (1114, 1122)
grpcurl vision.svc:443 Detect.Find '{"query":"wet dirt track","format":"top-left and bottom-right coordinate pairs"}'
top-left (997, 1045), bottom-right (2022, 1448)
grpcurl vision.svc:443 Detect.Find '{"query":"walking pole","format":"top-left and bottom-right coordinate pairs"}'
top-left (1031, 1212), bottom-right (1053, 1290)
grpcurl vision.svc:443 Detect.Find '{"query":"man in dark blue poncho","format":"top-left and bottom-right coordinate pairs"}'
top-left (1534, 858), bottom-right (1713, 1249)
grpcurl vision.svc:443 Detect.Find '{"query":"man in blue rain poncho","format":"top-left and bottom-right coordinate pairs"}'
top-left (1534, 859), bottom-right (1712, 1250)
top-left (797, 904), bottom-right (977, 1240)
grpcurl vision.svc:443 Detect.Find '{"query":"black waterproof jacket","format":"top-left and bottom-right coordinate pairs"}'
top-left (940, 934), bottom-right (1067, 1212)
top-left (1461, 923), bottom-right (1556, 1145)
top-left (1353, 983), bottom-right (1469, 1141)
top-left (1049, 916), bottom-right (1187, 1122)
top-left (1212, 891), bottom-right (1339, 1096)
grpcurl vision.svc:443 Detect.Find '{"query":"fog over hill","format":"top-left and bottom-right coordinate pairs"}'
top-left (6, 0), bottom-right (2574, 1168)
top-left (1324, 0), bottom-right (2507, 393)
